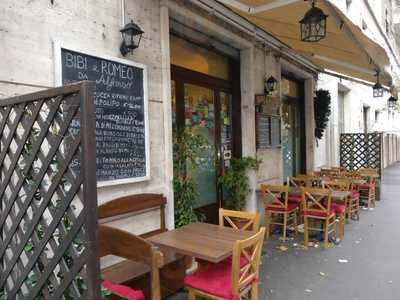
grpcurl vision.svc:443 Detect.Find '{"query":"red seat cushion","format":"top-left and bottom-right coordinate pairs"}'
top-left (266, 202), bottom-right (299, 212)
top-left (332, 203), bottom-right (346, 214)
top-left (288, 195), bottom-right (302, 204)
top-left (102, 280), bottom-right (145, 300)
top-left (351, 191), bottom-right (360, 199)
top-left (184, 262), bottom-right (234, 299)
top-left (304, 206), bottom-right (335, 218)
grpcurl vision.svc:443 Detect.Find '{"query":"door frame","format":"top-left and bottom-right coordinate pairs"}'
top-left (171, 63), bottom-right (241, 223)
top-left (281, 74), bottom-right (306, 177)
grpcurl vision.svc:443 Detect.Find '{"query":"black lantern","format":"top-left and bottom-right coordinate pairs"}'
top-left (372, 73), bottom-right (384, 98)
top-left (388, 96), bottom-right (397, 109)
top-left (264, 76), bottom-right (278, 95)
top-left (300, 1), bottom-right (328, 42)
top-left (120, 20), bottom-right (144, 56)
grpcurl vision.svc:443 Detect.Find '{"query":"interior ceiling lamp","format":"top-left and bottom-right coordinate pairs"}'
top-left (120, 20), bottom-right (144, 56)
top-left (264, 76), bottom-right (278, 95)
top-left (300, 0), bottom-right (328, 42)
top-left (372, 72), bottom-right (384, 98)
top-left (388, 95), bottom-right (398, 109)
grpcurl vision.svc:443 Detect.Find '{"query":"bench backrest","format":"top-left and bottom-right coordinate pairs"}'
top-left (98, 193), bottom-right (167, 238)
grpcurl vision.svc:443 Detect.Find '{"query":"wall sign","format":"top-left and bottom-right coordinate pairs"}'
top-left (54, 43), bottom-right (150, 186)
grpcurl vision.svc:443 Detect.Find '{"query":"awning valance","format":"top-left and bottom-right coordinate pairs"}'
top-left (216, 0), bottom-right (392, 86)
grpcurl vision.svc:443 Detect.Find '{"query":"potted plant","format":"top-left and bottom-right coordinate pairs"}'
top-left (173, 127), bottom-right (208, 227)
top-left (218, 157), bottom-right (258, 227)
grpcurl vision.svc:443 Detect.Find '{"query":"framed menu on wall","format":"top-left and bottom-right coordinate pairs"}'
top-left (54, 42), bottom-right (150, 187)
top-left (255, 94), bottom-right (281, 149)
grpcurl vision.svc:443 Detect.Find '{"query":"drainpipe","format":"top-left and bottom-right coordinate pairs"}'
top-left (121, 0), bottom-right (125, 27)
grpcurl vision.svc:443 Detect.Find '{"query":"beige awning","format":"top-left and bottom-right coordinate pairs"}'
top-left (216, 0), bottom-right (392, 86)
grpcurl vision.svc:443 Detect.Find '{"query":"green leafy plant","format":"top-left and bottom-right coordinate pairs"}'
top-left (218, 157), bottom-right (258, 211)
top-left (314, 89), bottom-right (331, 140)
top-left (173, 127), bottom-right (208, 227)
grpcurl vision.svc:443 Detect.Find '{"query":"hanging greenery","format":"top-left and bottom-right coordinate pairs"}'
top-left (173, 127), bottom-right (208, 227)
top-left (314, 89), bottom-right (332, 140)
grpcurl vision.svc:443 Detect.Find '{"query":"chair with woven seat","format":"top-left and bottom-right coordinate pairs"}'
top-left (219, 208), bottom-right (260, 232)
top-left (261, 184), bottom-right (299, 241)
top-left (301, 187), bottom-right (337, 249)
top-left (185, 227), bottom-right (266, 300)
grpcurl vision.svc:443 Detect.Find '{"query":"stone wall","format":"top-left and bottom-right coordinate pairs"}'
top-left (0, 0), bottom-right (174, 231)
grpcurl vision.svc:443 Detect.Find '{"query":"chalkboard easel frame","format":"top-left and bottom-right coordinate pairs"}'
top-left (53, 41), bottom-right (151, 187)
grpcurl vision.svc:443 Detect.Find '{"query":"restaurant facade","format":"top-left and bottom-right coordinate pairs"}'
top-left (0, 0), bottom-right (395, 235)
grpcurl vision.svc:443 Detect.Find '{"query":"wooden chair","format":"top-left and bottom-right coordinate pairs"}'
top-left (98, 194), bottom-right (188, 299)
top-left (359, 174), bottom-right (376, 208)
top-left (261, 184), bottom-right (299, 241)
top-left (323, 180), bottom-right (349, 240)
top-left (301, 187), bottom-right (336, 249)
top-left (99, 225), bottom-right (164, 300)
top-left (185, 227), bottom-right (266, 300)
top-left (219, 208), bottom-right (260, 232)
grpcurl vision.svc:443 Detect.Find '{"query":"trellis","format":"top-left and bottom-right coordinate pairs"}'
top-left (0, 82), bottom-right (100, 299)
top-left (340, 132), bottom-right (382, 174)
top-left (340, 132), bottom-right (382, 199)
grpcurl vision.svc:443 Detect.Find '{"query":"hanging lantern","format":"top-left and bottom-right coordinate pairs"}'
top-left (264, 76), bottom-right (278, 95)
top-left (388, 96), bottom-right (397, 109)
top-left (120, 20), bottom-right (144, 56)
top-left (300, 1), bottom-right (328, 42)
top-left (372, 72), bottom-right (384, 98)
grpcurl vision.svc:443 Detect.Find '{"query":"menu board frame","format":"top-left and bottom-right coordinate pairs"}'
top-left (53, 41), bottom-right (150, 187)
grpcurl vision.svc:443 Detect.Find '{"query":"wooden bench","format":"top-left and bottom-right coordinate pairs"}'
top-left (98, 194), bottom-right (188, 299)
top-left (99, 225), bottom-right (164, 300)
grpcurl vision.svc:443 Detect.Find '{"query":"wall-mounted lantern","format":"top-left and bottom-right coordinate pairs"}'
top-left (388, 96), bottom-right (398, 109)
top-left (120, 20), bottom-right (144, 56)
top-left (300, 0), bottom-right (328, 42)
top-left (372, 72), bottom-right (384, 98)
top-left (264, 76), bottom-right (278, 95)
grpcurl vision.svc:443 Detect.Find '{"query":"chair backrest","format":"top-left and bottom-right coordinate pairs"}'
top-left (231, 227), bottom-right (266, 298)
top-left (301, 187), bottom-right (332, 216)
top-left (323, 179), bottom-right (351, 192)
top-left (219, 208), bottom-right (260, 232)
top-left (260, 184), bottom-right (289, 210)
top-left (99, 225), bottom-right (164, 300)
top-left (288, 176), bottom-right (307, 187)
top-left (288, 176), bottom-right (318, 188)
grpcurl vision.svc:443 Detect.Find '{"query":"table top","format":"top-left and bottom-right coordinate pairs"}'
top-left (148, 222), bottom-right (254, 263)
top-left (289, 187), bottom-right (351, 201)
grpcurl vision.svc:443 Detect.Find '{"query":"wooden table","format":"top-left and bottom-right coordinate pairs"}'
top-left (289, 187), bottom-right (351, 201)
top-left (148, 222), bottom-right (254, 263)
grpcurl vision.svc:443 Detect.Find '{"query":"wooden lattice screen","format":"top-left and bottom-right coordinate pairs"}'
top-left (340, 132), bottom-right (383, 175)
top-left (0, 82), bottom-right (100, 299)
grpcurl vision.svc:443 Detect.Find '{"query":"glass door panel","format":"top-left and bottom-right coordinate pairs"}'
top-left (184, 83), bottom-right (217, 208)
top-left (282, 97), bottom-right (301, 180)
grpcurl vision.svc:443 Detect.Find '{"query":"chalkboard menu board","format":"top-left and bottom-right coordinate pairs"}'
top-left (55, 45), bottom-right (149, 186)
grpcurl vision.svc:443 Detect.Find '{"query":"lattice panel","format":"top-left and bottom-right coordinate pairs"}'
top-left (340, 133), bottom-right (382, 176)
top-left (0, 83), bottom-right (100, 300)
